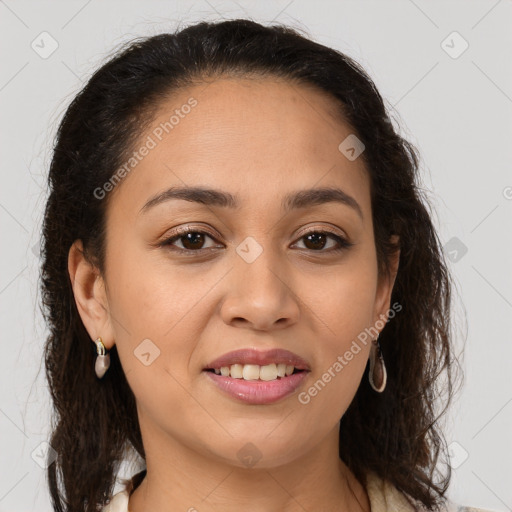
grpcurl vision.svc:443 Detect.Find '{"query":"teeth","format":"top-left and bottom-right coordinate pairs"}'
top-left (230, 363), bottom-right (243, 379)
top-left (213, 363), bottom-right (299, 380)
top-left (242, 364), bottom-right (261, 380)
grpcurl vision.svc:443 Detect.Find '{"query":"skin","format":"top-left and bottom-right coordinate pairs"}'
top-left (69, 77), bottom-right (400, 512)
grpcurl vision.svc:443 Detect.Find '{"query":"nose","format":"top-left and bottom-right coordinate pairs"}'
top-left (219, 250), bottom-right (301, 331)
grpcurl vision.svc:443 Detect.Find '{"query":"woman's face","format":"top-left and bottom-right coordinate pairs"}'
top-left (77, 77), bottom-right (398, 469)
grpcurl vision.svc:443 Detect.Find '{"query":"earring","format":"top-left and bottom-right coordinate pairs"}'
top-left (94, 337), bottom-right (110, 379)
top-left (369, 335), bottom-right (387, 392)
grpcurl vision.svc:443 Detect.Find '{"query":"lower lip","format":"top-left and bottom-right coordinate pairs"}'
top-left (203, 370), bottom-right (309, 405)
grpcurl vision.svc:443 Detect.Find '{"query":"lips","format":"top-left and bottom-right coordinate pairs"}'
top-left (204, 370), bottom-right (309, 404)
top-left (203, 348), bottom-right (311, 371)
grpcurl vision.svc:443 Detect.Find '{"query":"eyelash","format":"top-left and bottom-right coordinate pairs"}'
top-left (158, 227), bottom-right (353, 256)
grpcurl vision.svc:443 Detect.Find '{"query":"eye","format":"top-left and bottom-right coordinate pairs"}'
top-left (160, 227), bottom-right (220, 253)
top-left (293, 230), bottom-right (353, 253)
top-left (159, 227), bottom-right (353, 255)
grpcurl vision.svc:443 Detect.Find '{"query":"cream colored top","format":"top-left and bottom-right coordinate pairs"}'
top-left (100, 470), bottom-right (493, 512)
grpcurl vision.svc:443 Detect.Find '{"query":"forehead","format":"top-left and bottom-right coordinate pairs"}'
top-left (108, 77), bottom-right (371, 219)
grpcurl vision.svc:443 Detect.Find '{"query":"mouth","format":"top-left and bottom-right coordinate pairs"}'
top-left (203, 364), bottom-right (307, 381)
top-left (203, 347), bottom-right (311, 375)
top-left (202, 367), bottom-right (310, 404)
top-left (202, 348), bottom-right (311, 405)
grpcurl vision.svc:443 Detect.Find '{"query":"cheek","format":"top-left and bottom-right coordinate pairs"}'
top-left (103, 241), bottom-right (205, 393)
top-left (305, 250), bottom-right (378, 341)
top-left (298, 299), bottom-right (373, 424)
top-left (104, 239), bottom-right (234, 408)
top-left (105, 237), bottom-right (216, 337)
top-left (295, 254), bottom-right (377, 416)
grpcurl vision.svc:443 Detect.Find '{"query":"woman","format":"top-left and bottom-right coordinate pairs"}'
top-left (40, 18), bottom-right (491, 512)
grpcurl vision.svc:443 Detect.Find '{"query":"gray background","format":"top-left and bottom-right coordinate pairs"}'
top-left (0, 1), bottom-right (511, 510)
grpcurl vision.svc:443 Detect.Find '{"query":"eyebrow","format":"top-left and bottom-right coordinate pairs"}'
top-left (140, 185), bottom-right (363, 220)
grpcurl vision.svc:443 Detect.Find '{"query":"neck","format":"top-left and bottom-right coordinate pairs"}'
top-left (128, 422), bottom-right (370, 512)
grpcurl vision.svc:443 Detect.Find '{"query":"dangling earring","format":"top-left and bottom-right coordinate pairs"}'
top-left (369, 335), bottom-right (387, 392)
top-left (94, 337), bottom-right (110, 379)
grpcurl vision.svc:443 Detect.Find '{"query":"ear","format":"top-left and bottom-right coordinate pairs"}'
top-left (373, 235), bottom-right (400, 326)
top-left (68, 239), bottom-right (115, 350)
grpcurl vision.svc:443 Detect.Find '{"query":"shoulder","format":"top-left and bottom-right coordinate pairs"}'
top-left (99, 489), bottom-right (129, 512)
top-left (364, 471), bottom-right (495, 512)
top-left (452, 508), bottom-right (496, 512)
top-left (101, 471), bottom-right (496, 512)
top-left (100, 469), bottom-right (146, 512)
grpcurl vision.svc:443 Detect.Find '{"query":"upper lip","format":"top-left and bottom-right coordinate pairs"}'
top-left (204, 348), bottom-right (311, 371)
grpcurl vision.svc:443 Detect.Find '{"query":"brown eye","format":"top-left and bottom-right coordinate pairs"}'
top-left (303, 232), bottom-right (329, 250)
top-left (179, 232), bottom-right (208, 250)
top-left (161, 229), bottom-right (219, 253)
top-left (160, 227), bottom-right (352, 256)
top-left (295, 230), bottom-right (352, 253)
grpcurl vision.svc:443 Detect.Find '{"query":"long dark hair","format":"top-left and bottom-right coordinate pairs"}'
top-left (40, 18), bottom-right (459, 511)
